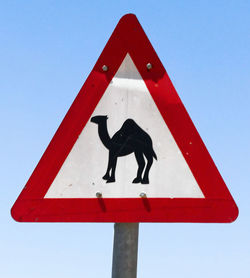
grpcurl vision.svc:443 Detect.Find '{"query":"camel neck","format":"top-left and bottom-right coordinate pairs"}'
top-left (97, 121), bottom-right (111, 150)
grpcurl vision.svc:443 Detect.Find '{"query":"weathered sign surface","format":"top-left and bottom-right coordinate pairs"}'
top-left (11, 14), bottom-right (238, 223)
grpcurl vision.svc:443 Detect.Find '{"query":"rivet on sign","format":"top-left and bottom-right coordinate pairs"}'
top-left (96, 192), bottom-right (102, 198)
top-left (102, 65), bottom-right (108, 72)
top-left (146, 63), bottom-right (152, 70)
top-left (140, 192), bottom-right (147, 198)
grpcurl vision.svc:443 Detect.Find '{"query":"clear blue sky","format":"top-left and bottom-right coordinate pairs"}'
top-left (1, 1), bottom-right (250, 277)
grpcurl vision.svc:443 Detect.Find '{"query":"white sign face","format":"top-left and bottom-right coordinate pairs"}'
top-left (45, 54), bottom-right (204, 199)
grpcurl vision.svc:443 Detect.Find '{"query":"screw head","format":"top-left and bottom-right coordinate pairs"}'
top-left (146, 63), bottom-right (152, 70)
top-left (140, 192), bottom-right (147, 198)
top-left (102, 65), bottom-right (108, 72)
top-left (96, 192), bottom-right (102, 198)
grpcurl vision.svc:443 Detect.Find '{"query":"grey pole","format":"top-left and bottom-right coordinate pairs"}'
top-left (111, 223), bottom-right (139, 278)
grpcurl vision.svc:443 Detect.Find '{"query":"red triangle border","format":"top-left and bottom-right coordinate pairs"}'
top-left (11, 14), bottom-right (238, 223)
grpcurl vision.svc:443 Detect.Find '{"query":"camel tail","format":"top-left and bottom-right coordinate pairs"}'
top-left (152, 149), bottom-right (157, 160)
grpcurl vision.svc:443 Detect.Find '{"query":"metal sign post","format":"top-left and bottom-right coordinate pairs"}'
top-left (112, 223), bottom-right (139, 278)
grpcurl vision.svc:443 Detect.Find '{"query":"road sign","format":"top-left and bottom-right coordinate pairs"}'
top-left (11, 14), bottom-right (238, 223)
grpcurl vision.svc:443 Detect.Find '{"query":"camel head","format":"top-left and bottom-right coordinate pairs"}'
top-left (90, 115), bottom-right (108, 124)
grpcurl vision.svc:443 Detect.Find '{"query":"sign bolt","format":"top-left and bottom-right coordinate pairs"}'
top-left (140, 192), bottom-right (147, 198)
top-left (102, 65), bottom-right (108, 72)
top-left (96, 192), bottom-right (102, 198)
top-left (146, 63), bottom-right (152, 70)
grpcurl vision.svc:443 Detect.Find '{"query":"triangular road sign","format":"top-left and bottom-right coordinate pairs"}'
top-left (11, 14), bottom-right (238, 223)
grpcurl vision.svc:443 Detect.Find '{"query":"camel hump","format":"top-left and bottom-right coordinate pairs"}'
top-left (121, 119), bottom-right (144, 133)
top-left (121, 119), bottom-right (157, 160)
top-left (123, 118), bottom-right (137, 127)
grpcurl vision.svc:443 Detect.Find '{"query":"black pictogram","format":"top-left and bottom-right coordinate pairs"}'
top-left (91, 115), bottom-right (157, 184)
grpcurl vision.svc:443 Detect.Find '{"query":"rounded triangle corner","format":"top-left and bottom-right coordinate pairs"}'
top-left (217, 199), bottom-right (239, 223)
top-left (10, 204), bottom-right (23, 223)
top-left (118, 13), bottom-right (138, 25)
top-left (228, 203), bottom-right (239, 223)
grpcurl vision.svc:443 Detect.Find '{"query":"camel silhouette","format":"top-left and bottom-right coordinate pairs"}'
top-left (90, 115), bottom-right (157, 184)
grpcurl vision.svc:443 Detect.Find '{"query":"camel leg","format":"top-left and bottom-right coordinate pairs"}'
top-left (142, 152), bottom-right (153, 184)
top-left (132, 152), bottom-right (145, 183)
top-left (107, 154), bottom-right (117, 183)
top-left (102, 152), bottom-right (113, 180)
